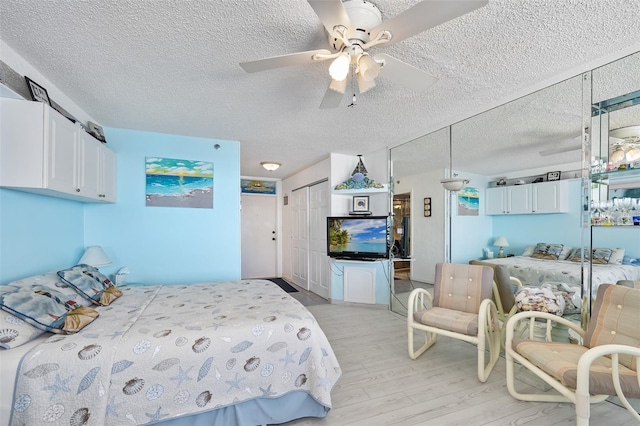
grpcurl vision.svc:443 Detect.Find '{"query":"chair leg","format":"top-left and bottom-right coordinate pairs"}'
top-left (408, 325), bottom-right (437, 360)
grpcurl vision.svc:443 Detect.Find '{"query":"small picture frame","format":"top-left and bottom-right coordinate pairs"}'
top-left (546, 171), bottom-right (561, 181)
top-left (424, 197), bottom-right (432, 217)
top-left (88, 121), bottom-right (106, 143)
top-left (352, 195), bottom-right (370, 212)
top-left (24, 76), bottom-right (51, 106)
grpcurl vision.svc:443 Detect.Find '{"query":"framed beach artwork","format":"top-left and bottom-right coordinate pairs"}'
top-left (457, 186), bottom-right (479, 216)
top-left (145, 157), bottom-right (214, 208)
top-left (241, 179), bottom-right (276, 195)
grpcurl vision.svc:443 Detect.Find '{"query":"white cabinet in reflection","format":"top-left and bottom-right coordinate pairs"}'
top-left (486, 181), bottom-right (567, 215)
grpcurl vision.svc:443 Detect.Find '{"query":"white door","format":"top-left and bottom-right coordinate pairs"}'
top-left (291, 188), bottom-right (308, 289)
top-left (308, 181), bottom-right (330, 299)
top-left (241, 194), bottom-right (277, 279)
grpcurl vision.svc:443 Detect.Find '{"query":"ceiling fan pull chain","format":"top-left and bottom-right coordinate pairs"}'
top-left (348, 65), bottom-right (357, 108)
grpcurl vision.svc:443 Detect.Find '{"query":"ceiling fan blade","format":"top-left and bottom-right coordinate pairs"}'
top-left (375, 53), bottom-right (438, 91)
top-left (240, 49), bottom-right (331, 73)
top-left (307, 0), bottom-right (353, 38)
top-left (320, 81), bottom-right (345, 109)
top-left (370, 0), bottom-right (488, 46)
top-left (539, 144), bottom-right (582, 156)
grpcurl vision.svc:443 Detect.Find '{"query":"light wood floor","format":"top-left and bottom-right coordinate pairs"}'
top-left (282, 287), bottom-right (638, 425)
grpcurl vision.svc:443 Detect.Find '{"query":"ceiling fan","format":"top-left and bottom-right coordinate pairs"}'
top-left (239, 0), bottom-right (488, 108)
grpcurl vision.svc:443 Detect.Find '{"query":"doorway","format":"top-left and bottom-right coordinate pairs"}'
top-left (241, 194), bottom-right (277, 279)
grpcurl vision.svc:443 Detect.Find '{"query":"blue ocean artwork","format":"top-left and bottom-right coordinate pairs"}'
top-left (457, 186), bottom-right (479, 216)
top-left (241, 179), bottom-right (276, 195)
top-left (145, 157), bottom-right (214, 209)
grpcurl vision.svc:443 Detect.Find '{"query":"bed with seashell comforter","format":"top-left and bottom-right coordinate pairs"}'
top-left (3, 280), bottom-right (341, 426)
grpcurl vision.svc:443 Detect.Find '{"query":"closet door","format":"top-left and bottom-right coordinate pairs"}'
top-left (291, 188), bottom-right (309, 289)
top-left (308, 181), bottom-right (330, 299)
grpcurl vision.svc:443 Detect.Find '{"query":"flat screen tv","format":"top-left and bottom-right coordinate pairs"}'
top-left (326, 216), bottom-right (390, 260)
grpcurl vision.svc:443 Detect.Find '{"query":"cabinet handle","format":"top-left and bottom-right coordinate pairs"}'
top-left (76, 188), bottom-right (80, 192)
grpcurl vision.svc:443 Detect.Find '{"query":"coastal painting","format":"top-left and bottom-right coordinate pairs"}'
top-left (145, 157), bottom-right (213, 208)
top-left (241, 179), bottom-right (276, 195)
top-left (457, 186), bottom-right (479, 216)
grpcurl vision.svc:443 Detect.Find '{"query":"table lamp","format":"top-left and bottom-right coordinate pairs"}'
top-left (78, 246), bottom-right (112, 267)
top-left (493, 236), bottom-right (509, 258)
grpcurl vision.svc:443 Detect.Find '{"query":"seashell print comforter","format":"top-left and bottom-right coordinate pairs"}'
top-left (10, 280), bottom-right (342, 425)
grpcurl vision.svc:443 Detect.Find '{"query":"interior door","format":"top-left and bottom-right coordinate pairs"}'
top-left (241, 194), bottom-right (277, 279)
top-left (291, 188), bottom-right (308, 288)
top-left (308, 180), bottom-right (330, 299)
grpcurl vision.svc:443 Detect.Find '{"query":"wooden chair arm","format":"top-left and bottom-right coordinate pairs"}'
top-left (575, 344), bottom-right (640, 425)
top-left (505, 310), bottom-right (585, 343)
top-left (407, 288), bottom-right (433, 318)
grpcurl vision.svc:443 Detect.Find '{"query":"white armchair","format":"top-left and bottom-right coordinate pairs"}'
top-left (505, 284), bottom-right (640, 425)
top-left (408, 263), bottom-right (500, 382)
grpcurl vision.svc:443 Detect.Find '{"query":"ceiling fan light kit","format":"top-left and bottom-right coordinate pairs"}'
top-left (239, 0), bottom-right (488, 108)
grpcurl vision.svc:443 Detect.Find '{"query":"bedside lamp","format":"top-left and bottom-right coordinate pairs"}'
top-left (493, 237), bottom-right (509, 258)
top-left (78, 246), bottom-right (112, 267)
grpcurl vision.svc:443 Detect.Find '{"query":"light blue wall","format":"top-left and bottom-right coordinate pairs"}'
top-left (0, 189), bottom-right (85, 283)
top-left (451, 172), bottom-right (493, 263)
top-left (84, 128), bottom-right (241, 285)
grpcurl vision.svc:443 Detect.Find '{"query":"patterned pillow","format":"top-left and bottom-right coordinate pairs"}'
top-left (568, 248), bottom-right (615, 264)
top-left (0, 285), bottom-right (99, 334)
top-left (0, 312), bottom-right (45, 349)
top-left (57, 264), bottom-right (122, 306)
top-left (521, 245), bottom-right (536, 257)
top-left (531, 243), bottom-right (564, 260)
top-left (8, 271), bottom-right (93, 307)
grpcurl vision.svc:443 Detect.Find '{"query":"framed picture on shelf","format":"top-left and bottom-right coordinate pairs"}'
top-left (88, 121), bottom-right (106, 143)
top-left (546, 170), bottom-right (561, 181)
top-left (352, 195), bottom-right (370, 212)
top-left (24, 76), bottom-right (51, 106)
top-left (424, 197), bottom-right (432, 217)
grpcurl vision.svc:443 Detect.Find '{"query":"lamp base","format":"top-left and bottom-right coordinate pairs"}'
top-left (497, 247), bottom-right (505, 258)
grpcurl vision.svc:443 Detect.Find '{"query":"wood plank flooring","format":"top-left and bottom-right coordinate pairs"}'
top-left (283, 285), bottom-right (638, 426)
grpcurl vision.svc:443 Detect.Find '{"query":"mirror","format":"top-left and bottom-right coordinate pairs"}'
top-left (389, 51), bottom-right (640, 318)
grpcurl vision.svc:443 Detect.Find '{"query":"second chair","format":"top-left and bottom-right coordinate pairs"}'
top-left (407, 262), bottom-right (500, 382)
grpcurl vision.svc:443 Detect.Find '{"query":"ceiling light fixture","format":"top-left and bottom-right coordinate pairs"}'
top-left (440, 177), bottom-right (470, 192)
top-left (328, 52), bottom-right (350, 82)
top-left (357, 54), bottom-right (380, 81)
top-left (260, 162), bottom-right (281, 171)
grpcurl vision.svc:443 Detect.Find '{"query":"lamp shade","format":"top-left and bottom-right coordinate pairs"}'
top-left (493, 236), bottom-right (509, 247)
top-left (329, 53), bottom-right (350, 81)
top-left (78, 246), bottom-right (112, 267)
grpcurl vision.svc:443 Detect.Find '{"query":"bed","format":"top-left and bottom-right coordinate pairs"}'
top-left (0, 279), bottom-right (341, 426)
top-left (475, 256), bottom-right (640, 290)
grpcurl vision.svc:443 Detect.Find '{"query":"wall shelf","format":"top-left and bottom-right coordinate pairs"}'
top-left (331, 184), bottom-right (388, 195)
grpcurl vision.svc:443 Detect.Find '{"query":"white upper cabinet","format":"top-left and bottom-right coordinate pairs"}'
top-left (486, 181), bottom-right (568, 215)
top-left (0, 98), bottom-right (116, 203)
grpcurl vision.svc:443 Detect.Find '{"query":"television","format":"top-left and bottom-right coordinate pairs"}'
top-left (326, 216), bottom-right (390, 260)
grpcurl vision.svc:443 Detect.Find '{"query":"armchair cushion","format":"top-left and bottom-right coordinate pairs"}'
top-left (513, 339), bottom-right (640, 398)
top-left (434, 263), bottom-right (493, 313)
top-left (585, 284), bottom-right (640, 371)
top-left (493, 265), bottom-right (516, 312)
top-left (414, 307), bottom-right (479, 336)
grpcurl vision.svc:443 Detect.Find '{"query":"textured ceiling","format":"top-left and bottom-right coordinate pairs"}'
top-left (1, 0), bottom-right (639, 179)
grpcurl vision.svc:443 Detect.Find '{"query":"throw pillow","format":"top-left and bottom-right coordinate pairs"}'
top-left (0, 285), bottom-right (99, 334)
top-left (531, 243), bottom-right (564, 260)
top-left (57, 264), bottom-right (122, 306)
top-left (8, 271), bottom-right (93, 307)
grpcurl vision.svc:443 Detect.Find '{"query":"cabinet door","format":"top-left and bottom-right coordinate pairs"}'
top-left (532, 181), bottom-right (568, 213)
top-left (79, 132), bottom-right (100, 198)
top-left (508, 184), bottom-right (531, 214)
top-left (485, 187), bottom-right (506, 214)
top-left (99, 145), bottom-right (116, 202)
top-left (45, 109), bottom-right (78, 194)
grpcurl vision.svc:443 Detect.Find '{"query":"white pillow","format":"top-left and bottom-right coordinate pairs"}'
top-left (609, 248), bottom-right (625, 265)
top-left (521, 245), bottom-right (535, 256)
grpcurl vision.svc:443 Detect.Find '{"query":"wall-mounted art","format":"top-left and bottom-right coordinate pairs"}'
top-left (241, 179), bottom-right (276, 195)
top-left (145, 157), bottom-right (213, 208)
top-left (457, 186), bottom-right (479, 216)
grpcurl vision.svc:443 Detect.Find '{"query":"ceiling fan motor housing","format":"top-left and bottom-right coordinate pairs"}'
top-left (329, 0), bottom-right (383, 50)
